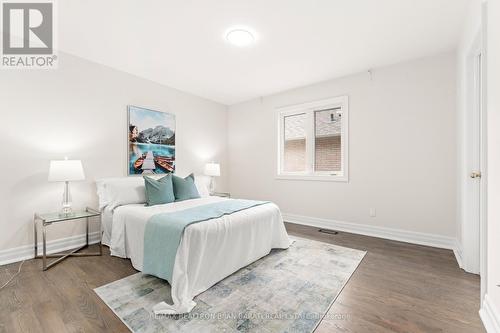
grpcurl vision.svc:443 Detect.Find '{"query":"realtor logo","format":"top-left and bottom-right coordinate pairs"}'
top-left (1, 0), bottom-right (57, 68)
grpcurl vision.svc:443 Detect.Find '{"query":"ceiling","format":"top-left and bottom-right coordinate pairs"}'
top-left (59, 0), bottom-right (470, 105)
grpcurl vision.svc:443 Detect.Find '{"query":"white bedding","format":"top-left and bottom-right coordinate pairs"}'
top-left (109, 196), bottom-right (291, 314)
top-left (101, 206), bottom-right (113, 246)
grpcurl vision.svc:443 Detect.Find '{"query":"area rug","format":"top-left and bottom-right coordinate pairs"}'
top-left (94, 237), bottom-right (366, 333)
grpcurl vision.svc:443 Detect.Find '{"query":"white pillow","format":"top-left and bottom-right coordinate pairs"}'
top-left (194, 174), bottom-right (210, 197)
top-left (96, 177), bottom-right (146, 211)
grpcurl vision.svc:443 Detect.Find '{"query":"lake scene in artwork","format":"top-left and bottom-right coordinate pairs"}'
top-left (128, 106), bottom-right (176, 175)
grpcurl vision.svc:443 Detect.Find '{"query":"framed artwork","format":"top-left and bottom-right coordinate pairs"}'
top-left (127, 105), bottom-right (176, 175)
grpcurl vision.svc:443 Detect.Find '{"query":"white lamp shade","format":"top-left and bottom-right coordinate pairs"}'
top-left (48, 160), bottom-right (85, 182)
top-left (204, 163), bottom-right (220, 177)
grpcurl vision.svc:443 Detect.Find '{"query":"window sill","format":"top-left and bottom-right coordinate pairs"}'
top-left (275, 174), bottom-right (348, 182)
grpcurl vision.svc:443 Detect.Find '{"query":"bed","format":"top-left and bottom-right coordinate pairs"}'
top-left (96, 176), bottom-right (291, 314)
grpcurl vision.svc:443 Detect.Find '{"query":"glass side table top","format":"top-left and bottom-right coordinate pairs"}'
top-left (36, 209), bottom-right (100, 223)
top-left (212, 192), bottom-right (231, 198)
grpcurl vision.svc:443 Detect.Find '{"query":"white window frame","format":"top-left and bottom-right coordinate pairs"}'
top-left (276, 95), bottom-right (349, 182)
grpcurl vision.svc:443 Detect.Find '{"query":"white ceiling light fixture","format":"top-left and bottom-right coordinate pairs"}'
top-left (225, 28), bottom-right (256, 47)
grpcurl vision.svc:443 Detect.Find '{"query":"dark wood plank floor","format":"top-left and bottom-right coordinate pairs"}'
top-left (286, 224), bottom-right (484, 333)
top-left (0, 223), bottom-right (483, 333)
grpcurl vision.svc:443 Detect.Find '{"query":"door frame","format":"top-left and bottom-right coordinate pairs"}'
top-left (479, 1), bottom-right (488, 303)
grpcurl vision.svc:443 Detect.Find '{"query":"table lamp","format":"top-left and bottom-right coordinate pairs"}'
top-left (48, 159), bottom-right (85, 215)
top-left (204, 162), bottom-right (220, 195)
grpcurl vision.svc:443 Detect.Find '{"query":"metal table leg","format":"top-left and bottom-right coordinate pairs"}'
top-left (42, 222), bottom-right (47, 270)
top-left (86, 216), bottom-right (89, 247)
top-left (33, 214), bottom-right (37, 258)
top-left (99, 213), bottom-right (103, 255)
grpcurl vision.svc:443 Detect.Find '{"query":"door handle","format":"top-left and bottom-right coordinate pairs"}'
top-left (470, 171), bottom-right (482, 179)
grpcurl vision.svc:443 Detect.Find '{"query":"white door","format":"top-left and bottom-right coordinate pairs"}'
top-left (462, 35), bottom-right (485, 278)
top-left (465, 46), bottom-right (487, 294)
top-left (467, 52), bottom-right (482, 275)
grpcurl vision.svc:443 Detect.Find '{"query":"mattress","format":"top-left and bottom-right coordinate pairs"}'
top-left (109, 196), bottom-right (291, 314)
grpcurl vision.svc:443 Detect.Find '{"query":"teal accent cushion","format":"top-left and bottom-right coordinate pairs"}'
top-left (172, 173), bottom-right (200, 201)
top-left (143, 175), bottom-right (175, 206)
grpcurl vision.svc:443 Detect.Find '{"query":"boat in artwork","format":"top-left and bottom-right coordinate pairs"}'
top-left (154, 156), bottom-right (175, 172)
top-left (134, 153), bottom-right (146, 170)
top-left (134, 152), bottom-right (175, 173)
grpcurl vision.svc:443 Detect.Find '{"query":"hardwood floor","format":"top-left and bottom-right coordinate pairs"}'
top-left (286, 223), bottom-right (483, 333)
top-left (0, 223), bottom-right (483, 333)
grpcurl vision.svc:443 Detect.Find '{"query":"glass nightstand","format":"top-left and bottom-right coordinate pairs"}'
top-left (34, 207), bottom-right (102, 271)
top-left (212, 192), bottom-right (231, 198)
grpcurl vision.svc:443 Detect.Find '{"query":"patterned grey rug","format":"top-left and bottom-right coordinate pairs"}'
top-left (95, 237), bottom-right (365, 333)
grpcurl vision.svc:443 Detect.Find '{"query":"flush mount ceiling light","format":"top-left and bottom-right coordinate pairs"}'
top-left (225, 28), bottom-right (255, 47)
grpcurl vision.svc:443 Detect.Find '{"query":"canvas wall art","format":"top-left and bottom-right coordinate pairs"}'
top-left (128, 105), bottom-right (176, 175)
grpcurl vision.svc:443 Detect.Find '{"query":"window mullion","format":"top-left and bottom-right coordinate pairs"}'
top-left (306, 110), bottom-right (315, 175)
top-left (279, 113), bottom-right (284, 175)
top-left (340, 108), bottom-right (344, 175)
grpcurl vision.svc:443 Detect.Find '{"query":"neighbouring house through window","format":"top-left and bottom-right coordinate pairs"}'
top-left (277, 96), bottom-right (348, 181)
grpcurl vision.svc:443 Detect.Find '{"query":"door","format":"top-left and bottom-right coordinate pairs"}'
top-left (466, 46), bottom-right (487, 298)
top-left (462, 35), bottom-right (485, 278)
top-left (467, 51), bottom-right (483, 276)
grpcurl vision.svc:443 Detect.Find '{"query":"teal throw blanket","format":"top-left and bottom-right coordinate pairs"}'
top-left (143, 199), bottom-right (269, 283)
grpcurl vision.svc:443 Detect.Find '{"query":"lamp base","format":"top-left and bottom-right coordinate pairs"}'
top-left (60, 181), bottom-right (73, 216)
top-left (209, 177), bottom-right (216, 195)
top-left (61, 204), bottom-right (73, 215)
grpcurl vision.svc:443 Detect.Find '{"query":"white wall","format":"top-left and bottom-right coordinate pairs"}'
top-left (485, 0), bottom-right (500, 326)
top-left (0, 53), bottom-right (228, 256)
top-left (228, 53), bottom-right (457, 239)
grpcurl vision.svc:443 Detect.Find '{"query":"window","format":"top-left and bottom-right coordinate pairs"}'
top-left (277, 96), bottom-right (348, 181)
top-left (283, 113), bottom-right (307, 172)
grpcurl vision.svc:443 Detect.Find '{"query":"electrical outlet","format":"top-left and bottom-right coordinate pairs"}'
top-left (369, 208), bottom-right (376, 217)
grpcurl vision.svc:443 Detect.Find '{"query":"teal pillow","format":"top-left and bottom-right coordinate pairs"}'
top-left (143, 175), bottom-right (175, 206)
top-left (172, 173), bottom-right (200, 201)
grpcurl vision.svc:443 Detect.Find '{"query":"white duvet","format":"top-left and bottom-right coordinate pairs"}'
top-left (109, 196), bottom-right (291, 314)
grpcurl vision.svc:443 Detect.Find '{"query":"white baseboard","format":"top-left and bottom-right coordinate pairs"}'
top-left (0, 231), bottom-right (101, 266)
top-left (283, 213), bottom-right (456, 250)
top-left (2, 215), bottom-right (458, 265)
top-left (453, 241), bottom-right (464, 269)
top-left (480, 294), bottom-right (500, 333)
